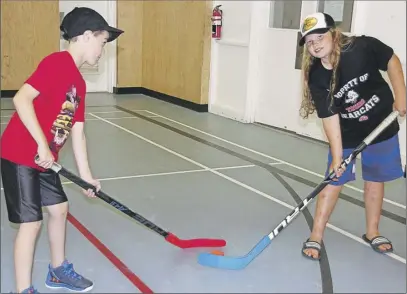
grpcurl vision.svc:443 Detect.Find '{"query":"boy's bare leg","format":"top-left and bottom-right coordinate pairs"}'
top-left (44, 200), bottom-right (93, 292)
top-left (15, 221), bottom-right (42, 292)
top-left (46, 202), bottom-right (69, 267)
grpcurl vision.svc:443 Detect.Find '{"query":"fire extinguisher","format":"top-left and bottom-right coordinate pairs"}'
top-left (212, 5), bottom-right (222, 39)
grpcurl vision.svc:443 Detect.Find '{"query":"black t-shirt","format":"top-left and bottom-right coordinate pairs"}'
top-left (309, 35), bottom-right (399, 148)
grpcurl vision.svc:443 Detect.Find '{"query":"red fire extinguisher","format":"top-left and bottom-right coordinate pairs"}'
top-left (212, 5), bottom-right (222, 39)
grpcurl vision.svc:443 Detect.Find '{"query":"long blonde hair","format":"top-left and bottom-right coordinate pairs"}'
top-left (300, 28), bottom-right (355, 119)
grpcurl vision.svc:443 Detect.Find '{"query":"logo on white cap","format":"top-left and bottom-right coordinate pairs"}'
top-left (301, 13), bottom-right (328, 36)
top-left (302, 16), bottom-right (318, 33)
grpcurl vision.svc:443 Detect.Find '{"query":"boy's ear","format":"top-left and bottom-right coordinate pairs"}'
top-left (82, 30), bottom-right (94, 41)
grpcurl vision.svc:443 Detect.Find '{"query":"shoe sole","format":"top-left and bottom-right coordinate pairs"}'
top-left (45, 283), bottom-right (94, 293)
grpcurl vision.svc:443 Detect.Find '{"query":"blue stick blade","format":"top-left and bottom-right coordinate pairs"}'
top-left (197, 252), bottom-right (251, 270)
top-left (197, 235), bottom-right (271, 270)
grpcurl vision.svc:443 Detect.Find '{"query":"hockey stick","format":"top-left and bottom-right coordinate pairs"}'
top-left (197, 110), bottom-right (400, 269)
top-left (35, 157), bottom-right (226, 249)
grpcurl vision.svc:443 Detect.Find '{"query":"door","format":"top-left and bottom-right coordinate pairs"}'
top-left (253, 1), bottom-right (327, 142)
top-left (59, 1), bottom-right (114, 92)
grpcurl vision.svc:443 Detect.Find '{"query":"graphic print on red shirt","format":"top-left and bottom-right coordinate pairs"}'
top-left (0, 51), bottom-right (86, 169)
top-left (49, 84), bottom-right (81, 154)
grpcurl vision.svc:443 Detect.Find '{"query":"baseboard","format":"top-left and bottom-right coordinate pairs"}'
top-left (209, 103), bottom-right (248, 123)
top-left (112, 87), bottom-right (144, 95)
top-left (2, 87), bottom-right (208, 113)
top-left (113, 86), bottom-right (208, 112)
top-left (1, 90), bottom-right (17, 98)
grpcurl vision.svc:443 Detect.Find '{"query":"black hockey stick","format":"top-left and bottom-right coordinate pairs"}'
top-left (34, 156), bottom-right (226, 249)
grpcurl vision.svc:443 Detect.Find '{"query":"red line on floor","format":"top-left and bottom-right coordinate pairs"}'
top-left (67, 212), bottom-right (154, 294)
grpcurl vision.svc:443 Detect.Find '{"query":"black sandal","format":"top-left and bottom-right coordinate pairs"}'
top-left (362, 234), bottom-right (394, 253)
top-left (302, 239), bottom-right (321, 260)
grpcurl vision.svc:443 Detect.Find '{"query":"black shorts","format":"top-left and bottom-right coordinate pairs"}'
top-left (1, 158), bottom-right (68, 223)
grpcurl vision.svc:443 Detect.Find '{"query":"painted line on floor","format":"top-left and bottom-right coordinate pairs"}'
top-left (0, 115), bottom-right (162, 125)
top-left (1, 117), bottom-right (137, 124)
top-left (62, 168), bottom-right (207, 184)
top-left (0, 163), bottom-right (279, 193)
top-left (90, 113), bottom-right (406, 265)
top-left (86, 111), bottom-right (126, 114)
top-left (0, 110), bottom-right (150, 118)
top-left (84, 110), bottom-right (149, 114)
top-left (0, 110), bottom-right (126, 118)
top-left (0, 164), bottom-right (262, 190)
top-left (139, 110), bottom-right (406, 210)
top-left (67, 213), bottom-right (154, 294)
top-left (87, 117), bottom-right (138, 121)
top-left (58, 163), bottom-right (279, 185)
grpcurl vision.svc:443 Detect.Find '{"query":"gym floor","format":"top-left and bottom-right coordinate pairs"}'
top-left (1, 93), bottom-right (406, 293)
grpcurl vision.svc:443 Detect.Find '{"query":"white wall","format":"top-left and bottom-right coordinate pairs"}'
top-left (208, 0), bottom-right (406, 165)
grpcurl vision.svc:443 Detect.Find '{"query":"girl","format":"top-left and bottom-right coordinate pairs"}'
top-left (298, 12), bottom-right (406, 260)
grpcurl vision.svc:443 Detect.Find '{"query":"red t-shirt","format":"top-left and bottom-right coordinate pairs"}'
top-left (1, 51), bottom-right (86, 170)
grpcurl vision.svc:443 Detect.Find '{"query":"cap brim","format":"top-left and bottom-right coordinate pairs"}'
top-left (105, 26), bottom-right (124, 42)
top-left (299, 28), bottom-right (330, 46)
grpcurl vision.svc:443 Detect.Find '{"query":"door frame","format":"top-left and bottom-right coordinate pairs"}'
top-left (106, 0), bottom-right (117, 93)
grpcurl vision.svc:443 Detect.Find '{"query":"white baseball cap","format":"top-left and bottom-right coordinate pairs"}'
top-left (299, 12), bottom-right (335, 46)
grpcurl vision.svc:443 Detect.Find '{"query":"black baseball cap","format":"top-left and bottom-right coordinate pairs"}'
top-left (60, 7), bottom-right (124, 42)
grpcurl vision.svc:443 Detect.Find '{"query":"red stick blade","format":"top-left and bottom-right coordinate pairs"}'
top-left (165, 233), bottom-right (226, 248)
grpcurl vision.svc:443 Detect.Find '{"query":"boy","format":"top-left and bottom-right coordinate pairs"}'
top-left (1, 7), bottom-right (123, 293)
top-left (298, 12), bottom-right (405, 260)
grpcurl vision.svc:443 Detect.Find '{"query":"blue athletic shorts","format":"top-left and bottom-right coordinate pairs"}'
top-left (326, 135), bottom-right (404, 185)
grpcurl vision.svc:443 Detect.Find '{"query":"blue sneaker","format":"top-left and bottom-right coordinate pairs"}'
top-left (9, 286), bottom-right (39, 293)
top-left (45, 260), bottom-right (93, 292)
